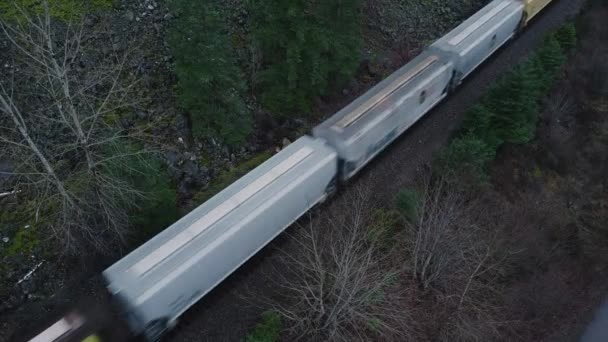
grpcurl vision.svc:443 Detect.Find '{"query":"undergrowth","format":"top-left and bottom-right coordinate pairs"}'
top-left (192, 151), bottom-right (272, 207)
top-left (245, 311), bottom-right (282, 342)
top-left (0, 0), bottom-right (113, 21)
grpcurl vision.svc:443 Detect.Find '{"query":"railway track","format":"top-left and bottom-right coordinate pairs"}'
top-left (169, 0), bottom-right (587, 341)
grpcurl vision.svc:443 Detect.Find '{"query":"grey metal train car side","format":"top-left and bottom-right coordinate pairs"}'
top-left (313, 50), bottom-right (453, 180)
top-left (429, 0), bottom-right (524, 86)
top-left (102, 136), bottom-right (337, 341)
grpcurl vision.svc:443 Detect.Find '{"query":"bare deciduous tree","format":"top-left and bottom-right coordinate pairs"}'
top-left (0, 3), bottom-right (156, 254)
top-left (402, 175), bottom-right (513, 341)
top-left (264, 186), bottom-right (415, 342)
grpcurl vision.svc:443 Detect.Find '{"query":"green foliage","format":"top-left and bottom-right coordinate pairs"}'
top-left (5, 227), bottom-right (39, 256)
top-left (460, 104), bottom-right (503, 151)
top-left (1, 201), bottom-right (42, 257)
top-left (103, 144), bottom-right (178, 239)
top-left (554, 22), bottom-right (577, 51)
top-left (130, 159), bottom-right (178, 239)
top-left (368, 208), bottom-right (402, 247)
top-left (437, 24), bottom-right (576, 180)
top-left (537, 35), bottom-right (567, 89)
top-left (167, 0), bottom-right (252, 145)
top-left (367, 317), bottom-right (382, 332)
top-left (192, 151), bottom-right (272, 206)
top-left (245, 311), bottom-right (282, 342)
top-left (395, 189), bottom-right (420, 223)
top-left (0, 0), bottom-right (113, 21)
top-left (437, 134), bottom-right (495, 181)
top-left (485, 59), bottom-right (544, 144)
top-left (133, 173), bottom-right (176, 238)
top-left (250, 0), bottom-right (362, 115)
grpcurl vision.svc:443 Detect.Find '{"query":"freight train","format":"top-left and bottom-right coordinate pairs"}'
top-left (26, 0), bottom-right (556, 341)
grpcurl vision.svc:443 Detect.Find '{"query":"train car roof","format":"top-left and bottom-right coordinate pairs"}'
top-left (431, 0), bottom-right (524, 54)
top-left (313, 50), bottom-right (451, 140)
top-left (102, 136), bottom-right (336, 299)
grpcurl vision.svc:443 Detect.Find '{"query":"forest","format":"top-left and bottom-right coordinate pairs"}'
top-left (1, 0), bottom-right (606, 341)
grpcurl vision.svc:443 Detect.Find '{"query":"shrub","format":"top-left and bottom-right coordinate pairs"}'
top-left (554, 22), bottom-right (577, 51)
top-left (250, 0), bottom-right (362, 116)
top-left (437, 134), bottom-right (495, 181)
top-left (245, 311), bottom-right (282, 342)
top-left (395, 189), bottom-right (420, 223)
top-left (368, 208), bottom-right (403, 248)
top-left (266, 198), bottom-right (413, 341)
top-left (167, 0), bottom-right (252, 145)
top-left (104, 145), bottom-right (178, 240)
top-left (5, 227), bottom-right (39, 256)
top-left (131, 168), bottom-right (178, 240)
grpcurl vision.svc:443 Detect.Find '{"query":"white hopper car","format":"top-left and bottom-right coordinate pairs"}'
top-left (102, 137), bottom-right (337, 340)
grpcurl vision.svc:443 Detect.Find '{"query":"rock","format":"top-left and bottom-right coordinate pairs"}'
top-left (124, 10), bottom-right (134, 21)
top-left (165, 150), bottom-right (180, 165)
top-left (112, 41), bottom-right (126, 52)
top-left (136, 110), bottom-right (148, 119)
top-left (282, 138), bottom-right (291, 147)
top-left (164, 13), bottom-right (173, 20)
top-left (84, 16), bottom-right (97, 26)
top-left (180, 160), bottom-right (209, 190)
top-left (147, 4), bottom-right (155, 10)
top-left (2, 237), bottom-right (8, 243)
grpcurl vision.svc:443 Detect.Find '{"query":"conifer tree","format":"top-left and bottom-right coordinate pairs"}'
top-left (554, 22), bottom-right (577, 51)
top-left (537, 35), bottom-right (566, 90)
top-left (485, 60), bottom-right (543, 144)
top-left (250, 0), bottom-right (362, 116)
top-left (168, 0), bottom-right (251, 145)
top-left (461, 104), bottom-right (502, 151)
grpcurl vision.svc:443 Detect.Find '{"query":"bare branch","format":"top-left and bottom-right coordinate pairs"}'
top-left (0, 1), bottom-right (156, 255)
top-left (256, 186), bottom-right (416, 341)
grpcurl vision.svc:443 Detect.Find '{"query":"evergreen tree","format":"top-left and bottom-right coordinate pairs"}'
top-left (484, 60), bottom-right (543, 144)
top-left (167, 0), bottom-right (252, 145)
top-left (437, 134), bottom-right (495, 180)
top-left (537, 35), bottom-right (566, 89)
top-left (461, 104), bottom-right (503, 151)
top-left (250, 0), bottom-right (362, 116)
top-left (554, 22), bottom-right (577, 51)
